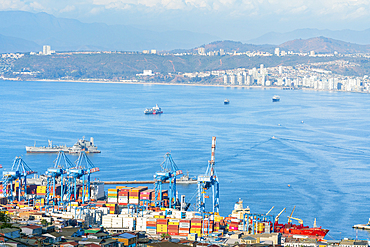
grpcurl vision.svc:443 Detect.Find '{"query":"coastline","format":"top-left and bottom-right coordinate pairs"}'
top-left (4, 78), bottom-right (363, 93)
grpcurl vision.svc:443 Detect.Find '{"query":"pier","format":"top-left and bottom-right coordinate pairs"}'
top-left (103, 180), bottom-right (155, 184)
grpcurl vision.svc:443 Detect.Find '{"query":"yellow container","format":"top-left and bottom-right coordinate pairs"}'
top-left (168, 222), bottom-right (179, 225)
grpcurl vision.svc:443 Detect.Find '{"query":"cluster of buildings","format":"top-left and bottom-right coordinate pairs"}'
top-left (180, 61), bottom-right (370, 93)
top-left (29, 45), bottom-right (56, 56)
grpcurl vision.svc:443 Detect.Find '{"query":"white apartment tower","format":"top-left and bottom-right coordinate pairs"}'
top-left (198, 47), bottom-right (206, 55)
top-left (43, 45), bottom-right (51, 55)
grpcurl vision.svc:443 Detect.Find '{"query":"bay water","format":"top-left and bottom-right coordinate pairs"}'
top-left (1, 80), bottom-right (370, 240)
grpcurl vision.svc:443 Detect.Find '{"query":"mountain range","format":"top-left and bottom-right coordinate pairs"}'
top-left (247, 28), bottom-right (370, 45)
top-left (0, 11), bottom-right (218, 52)
top-left (1, 11), bottom-right (370, 54)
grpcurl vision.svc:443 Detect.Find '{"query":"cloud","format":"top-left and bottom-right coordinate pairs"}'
top-left (60, 5), bottom-right (76, 13)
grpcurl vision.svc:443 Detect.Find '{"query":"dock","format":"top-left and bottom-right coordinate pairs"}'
top-left (103, 180), bottom-right (155, 184)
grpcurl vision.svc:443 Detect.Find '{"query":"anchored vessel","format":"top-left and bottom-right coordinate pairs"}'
top-left (176, 173), bottom-right (197, 184)
top-left (224, 99), bottom-right (230, 104)
top-left (144, 104), bottom-right (163, 114)
top-left (272, 95), bottom-right (280, 102)
top-left (26, 137), bottom-right (101, 154)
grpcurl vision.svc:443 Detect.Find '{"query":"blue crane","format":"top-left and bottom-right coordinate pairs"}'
top-left (2, 157), bottom-right (36, 203)
top-left (154, 153), bottom-right (182, 208)
top-left (196, 136), bottom-right (220, 213)
top-left (66, 151), bottom-right (99, 204)
top-left (45, 151), bottom-right (74, 207)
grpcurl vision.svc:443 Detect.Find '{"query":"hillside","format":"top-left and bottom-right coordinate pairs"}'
top-left (10, 53), bottom-right (337, 79)
top-left (278, 37), bottom-right (370, 53)
top-left (0, 34), bottom-right (39, 53)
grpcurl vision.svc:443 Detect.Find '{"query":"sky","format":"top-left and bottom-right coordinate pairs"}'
top-left (1, 0), bottom-right (370, 40)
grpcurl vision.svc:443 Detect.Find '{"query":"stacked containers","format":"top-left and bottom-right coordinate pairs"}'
top-left (112, 216), bottom-right (123, 228)
top-left (179, 219), bottom-right (191, 236)
top-left (122, 216), bottom-right (136, 231)
top-left (140, 189), bottom-right (154, 203)
top-left (190, 218), bottom-right (202, 236)
top-left (146, 218), bottom-right (157, 235)
top-left (129, 186), bottom-right (148, 205)
top-left (36, 186), bottom-right (46, 197)
top-left (34, 198), bottom-right (45, 209)
top-left (102, 215), bottom-right (113, 228)
top-left (106, 203), bottom-right (118, 214)
top-left (228, 218), bottom-right (241, 231)
top-left (136, 217), bottom-right (147, 231)
top-left (107, 189), bottom-right (118, 203)
top-left (214, 215), bottom-right (223, 232)
top-left (156, 218), bottom-right (168, 235)
top-left (202, 219), bottom-right (214, 235)
top-left (168, 219), bottom-right (180, 236)
top-left (257, 222), bottom-right (265, 233)
top-left (118, 188), bottom-right (131, 206)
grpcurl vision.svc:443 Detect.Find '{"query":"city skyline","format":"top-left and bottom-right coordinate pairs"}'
top-left (1, 0), bottom-right (370, 41)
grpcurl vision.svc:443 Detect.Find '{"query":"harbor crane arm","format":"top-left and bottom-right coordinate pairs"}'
top-left (287, 216), bottom-right (303, 225)
top-left (287, 206), bottom-right (296, 224)
top-left (275, 208), bottom-right (286, 222)
top-left (266, 206), bottom-right (274, 215)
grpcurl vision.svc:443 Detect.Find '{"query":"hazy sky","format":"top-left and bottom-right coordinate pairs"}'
top-left (2, 0), bottom-right (370, 40)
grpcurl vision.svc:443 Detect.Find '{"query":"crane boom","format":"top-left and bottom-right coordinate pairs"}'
top-left (287, 216), bottom-right (303, 225)
top-left (287, 206), bottom-right (296, 224)
top-left (275, 208), bottom-right (286, 222)
top-left (266, 206), bottom-right (274, 215)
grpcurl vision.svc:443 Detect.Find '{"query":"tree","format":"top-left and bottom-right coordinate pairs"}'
top-left (41, 219), bottom-right (48, 227)
top-left (0, 211), bottom-right (12, 228)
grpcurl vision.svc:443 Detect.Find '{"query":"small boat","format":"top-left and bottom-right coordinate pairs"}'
top-left (272, 95), bottom-right (280, 102)
top-left (144, 104), bottom-right (163, 114)
top-left (353, 218), bottom-right (370, 230)
top-left (224, 99), bottom-right (230, 104)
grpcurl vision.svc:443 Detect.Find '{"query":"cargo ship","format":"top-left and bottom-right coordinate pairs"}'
top-left (274, 207), bottom-right (329, 239)
top-left (26, 137), bottom-right (101, 154)
top-left (144, 104), bottom-right (163, 114)
top-left (274, 221), bottom-right (329, 239)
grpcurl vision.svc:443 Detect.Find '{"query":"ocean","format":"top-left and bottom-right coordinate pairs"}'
top-left (1, 80), bottom-right (370, 240)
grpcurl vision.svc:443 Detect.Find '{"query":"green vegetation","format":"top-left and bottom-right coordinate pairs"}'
top-left (6, 53), bottom-right (370, 80)
top-left (0, 211), bottom-right (13, 228)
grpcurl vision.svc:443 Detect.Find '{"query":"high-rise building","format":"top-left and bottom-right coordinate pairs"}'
top-left (223, 75), bottom-right (229, 84)
top-left (237, 73), bottom-right (244, 85)
top-left (198, 47), bottom-right (206, 55)
top-left (274, 48), bottom-right (280, 56)
top-left (230, 75), bottom-right (236, 85)
top-left (43, 45), bottom-right (51, 55)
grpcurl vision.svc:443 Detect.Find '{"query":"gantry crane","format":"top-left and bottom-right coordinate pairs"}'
top-left (45, 151), bottom-right (74, 207)
top-left (154, 153), bottom-right (182, 208)
top-left (2, 157), bottom-right (36, 203)
top-left (197, 136), bottom-right (219, 213)
top-left (66, 151), bottom-right (99, 204)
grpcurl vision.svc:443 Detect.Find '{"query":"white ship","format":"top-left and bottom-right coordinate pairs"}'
top-left (26, 137), bottom-right (101, 154)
